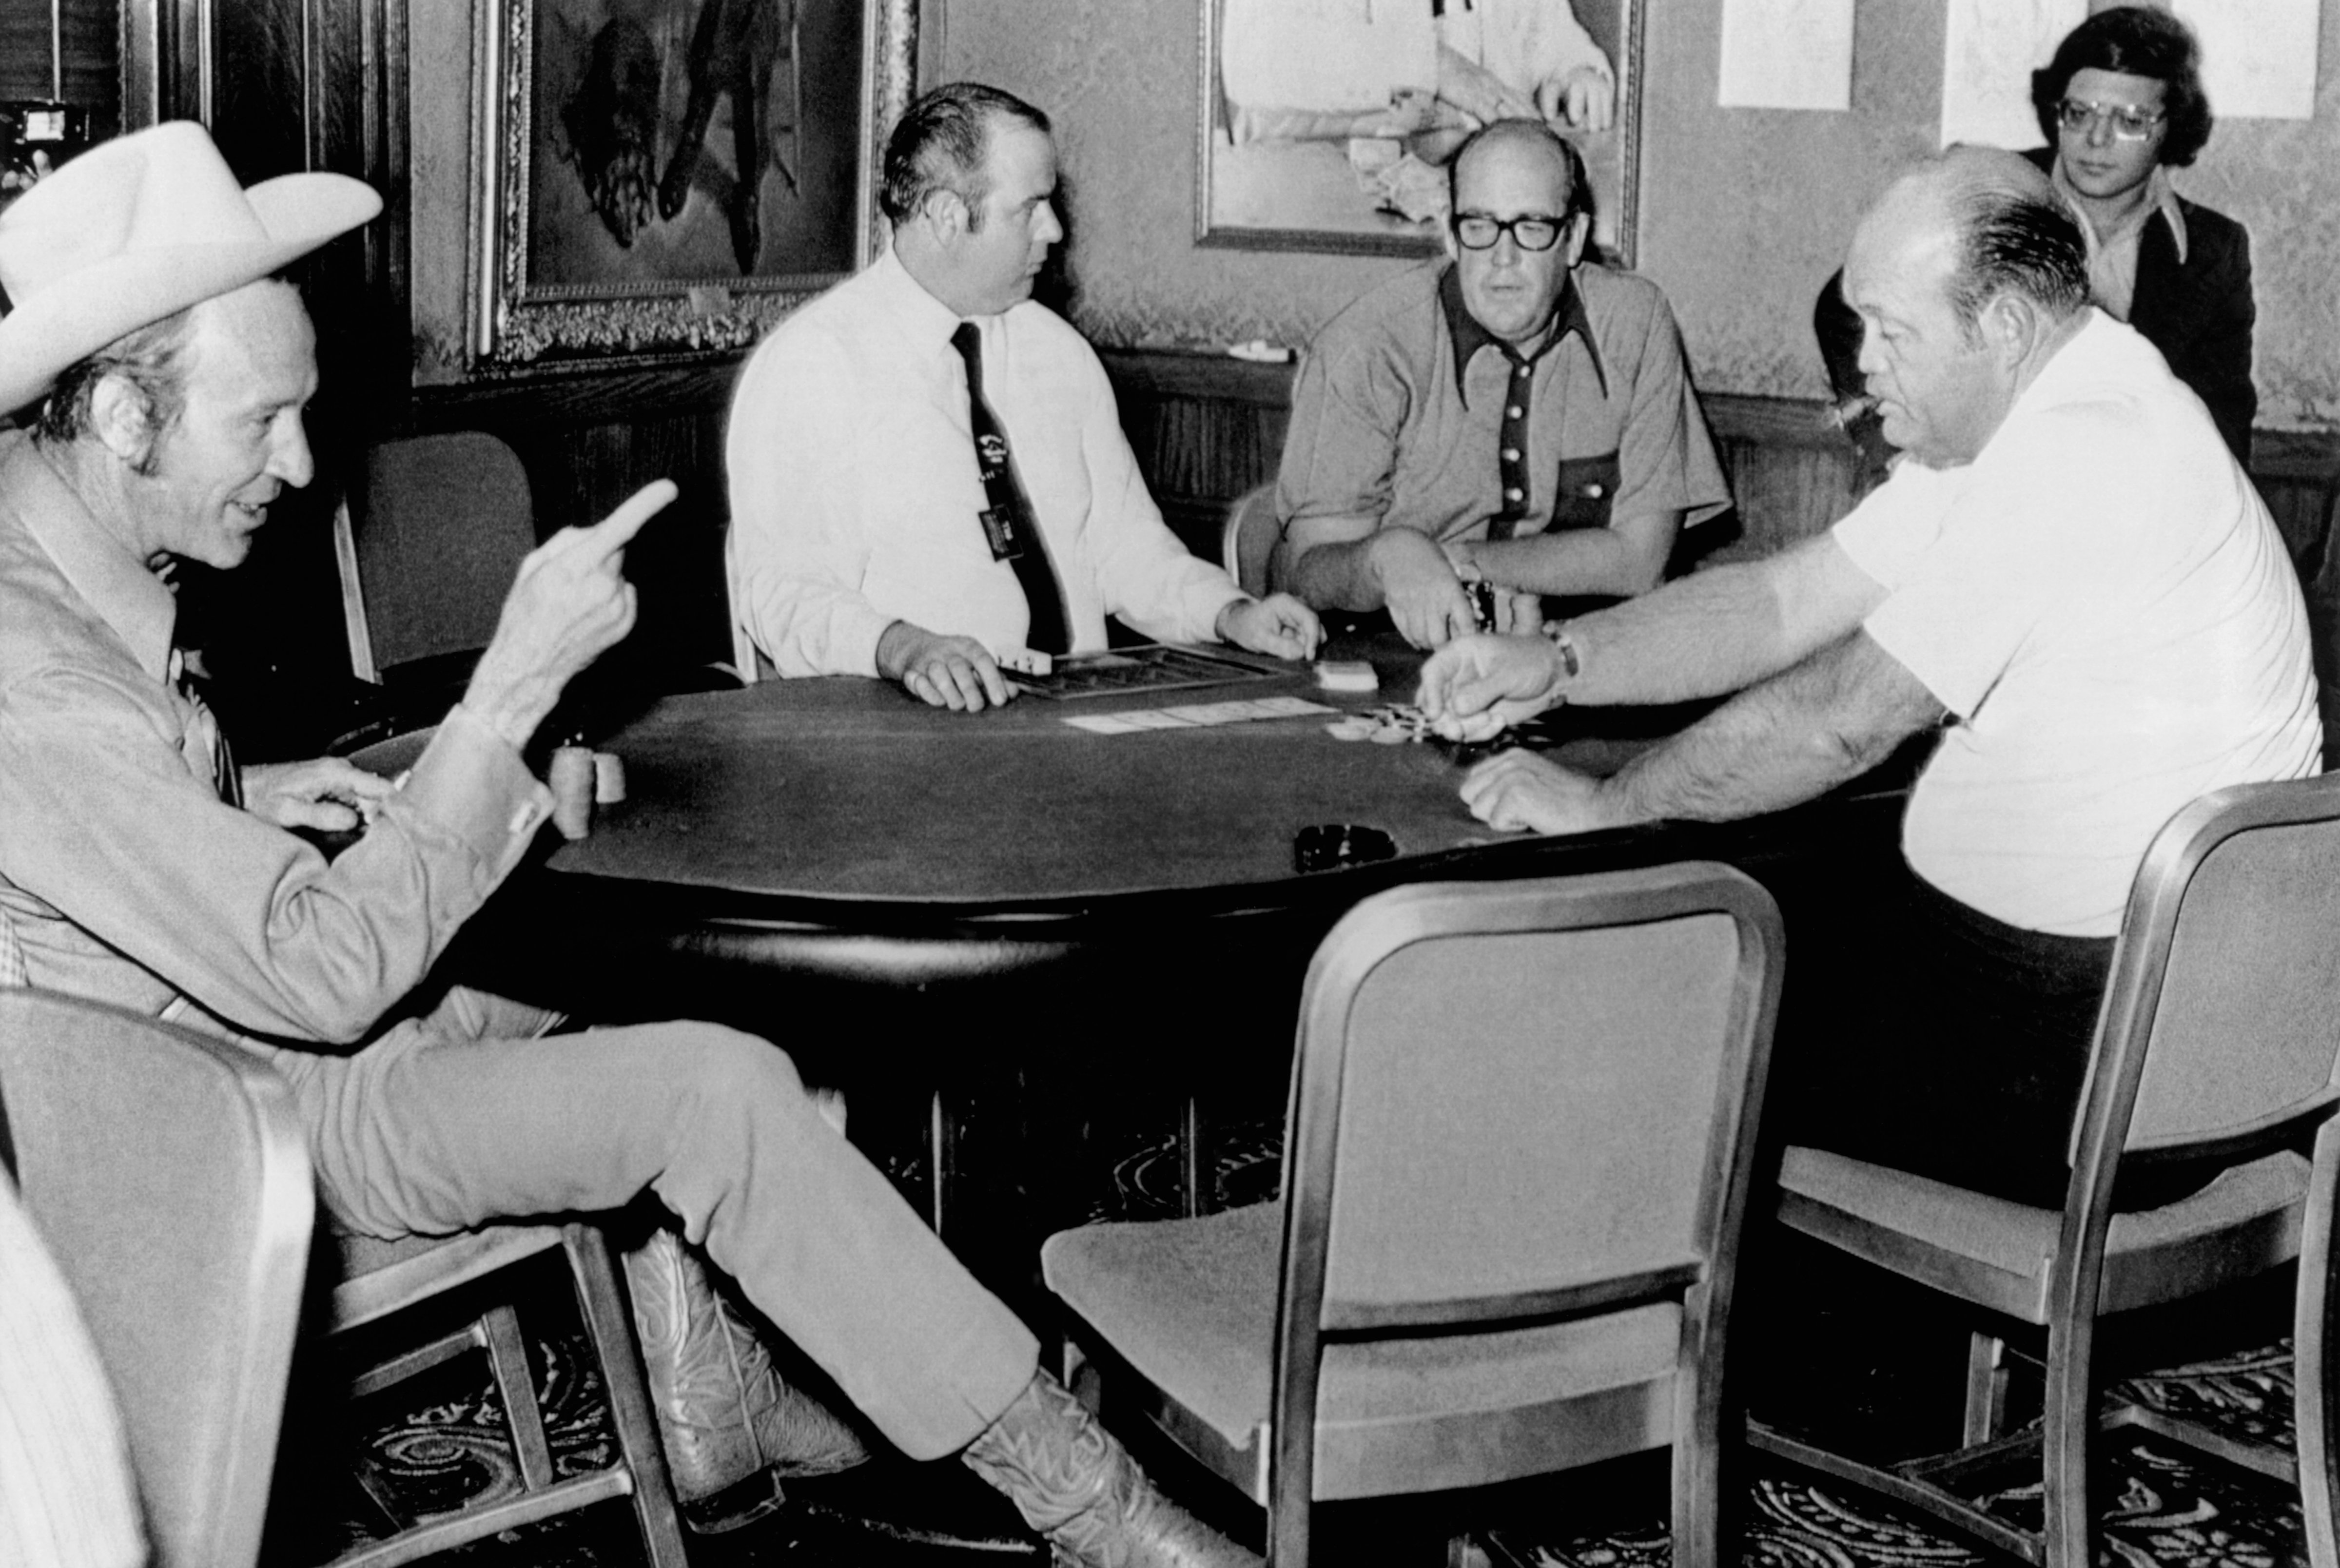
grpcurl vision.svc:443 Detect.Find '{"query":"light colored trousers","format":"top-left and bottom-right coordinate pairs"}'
top-left (255, 989), bottom-right (1038, 1461)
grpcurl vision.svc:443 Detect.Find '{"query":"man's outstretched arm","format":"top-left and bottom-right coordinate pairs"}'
top-left (1459, 628), bottom-right (1946, 835)
top-left (1419, 530), bottom-right (1890, 737)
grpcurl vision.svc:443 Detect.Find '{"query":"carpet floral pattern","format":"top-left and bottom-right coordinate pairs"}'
top-left (285, 1121), bottom-right (2318, 1567)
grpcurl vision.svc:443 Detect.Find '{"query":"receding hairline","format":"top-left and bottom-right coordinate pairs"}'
top-left (1854, 148), bottom-right (2049, 269)
top-left (1451, 121), bottom-right (1580, 203)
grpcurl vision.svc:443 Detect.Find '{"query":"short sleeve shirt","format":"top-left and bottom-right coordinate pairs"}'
top-left (1276, 260), bottom-right (1730, 550)
top-left (1834, 313), bottom-right (2320, 937)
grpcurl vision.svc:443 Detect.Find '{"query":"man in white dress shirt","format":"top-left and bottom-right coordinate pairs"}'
top-left (727, 81), bottom-right (1320, 713)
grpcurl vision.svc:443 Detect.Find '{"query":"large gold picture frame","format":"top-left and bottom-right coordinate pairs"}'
top-left (1195, 0), bottom-right (1645, 264)
top-left (467, 0), bottom-right (916, 374)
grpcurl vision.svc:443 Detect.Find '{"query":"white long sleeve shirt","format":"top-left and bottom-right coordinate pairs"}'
top-left (725, 248), bottom-right (1246, 677)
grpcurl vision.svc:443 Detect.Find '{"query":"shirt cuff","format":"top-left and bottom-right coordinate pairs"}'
top-left (1189, 579), bottom-right (1253, 645)
top-left (397, 705), bottom-right (556, 878)
top-left (828, 600), bottom-right (899, 678)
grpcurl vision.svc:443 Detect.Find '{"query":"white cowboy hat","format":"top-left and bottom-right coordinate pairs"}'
top-left (0, 120), bottom-right (381, 416)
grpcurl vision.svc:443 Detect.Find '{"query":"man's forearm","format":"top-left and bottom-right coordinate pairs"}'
top-left (1593, 631), bottom-right (1942, 823)
top-left (1278, 534), bottom-right (1388, 612)
top-left (1563, 535), bottom-right (1878, 707)
top-left (1468, 513), bottom-right (1675, 599)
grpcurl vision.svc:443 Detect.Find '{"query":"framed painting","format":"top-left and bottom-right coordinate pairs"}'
top-left (1196, 0), bottom-right (1645, 264)
top-left (468, 0), bottom-right (916, 373)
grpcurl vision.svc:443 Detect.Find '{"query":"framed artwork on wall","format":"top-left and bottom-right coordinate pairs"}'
top-left (467, 0), bottom-right (916, 374)
top-left (1195, 0), bottom-right (1645, 264)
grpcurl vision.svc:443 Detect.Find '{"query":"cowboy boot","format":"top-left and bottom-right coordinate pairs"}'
top-left (961, 1370), bottom-right (1261, 1568)
top-left (623, 1228), bottom-right (871, 1532)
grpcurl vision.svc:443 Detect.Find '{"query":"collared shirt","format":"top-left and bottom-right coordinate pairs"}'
top-left (0, 429), bottom-right (553, 1046)
top-left (2052, 160), bottom-right (2190, 324)
top-left (1276, 258), bottom-right (1729, 556)
top-left (1834, 312), bottom-right (2319, 938)
top-left (725, 248), bottom-right (1247, 678)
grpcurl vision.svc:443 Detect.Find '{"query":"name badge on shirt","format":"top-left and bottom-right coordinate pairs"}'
top-left (979, 506), bottom-right (1025, 561)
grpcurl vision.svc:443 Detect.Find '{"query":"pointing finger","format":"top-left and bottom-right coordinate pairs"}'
top-left (585, 480), bottom-right (680, 555)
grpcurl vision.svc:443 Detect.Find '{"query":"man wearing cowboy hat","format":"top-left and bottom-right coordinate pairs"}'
top-left (0, 122), bottom-right (1258, 1568)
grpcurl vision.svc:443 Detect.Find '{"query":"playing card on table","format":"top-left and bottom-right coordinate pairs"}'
top-left (1252, 696), bottom-right (1338, 718)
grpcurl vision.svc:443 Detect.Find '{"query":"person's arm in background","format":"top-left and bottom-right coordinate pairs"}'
top-left (1219, 0), bottom-right (1438, 136)
top-left (1270, 333), bottom-right (1479, 648)
top-left (1072, 349), bottom-right (1322, 660)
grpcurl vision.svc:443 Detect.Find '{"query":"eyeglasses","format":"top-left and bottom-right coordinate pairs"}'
top-left (2057, 98), bottom-right (2165, 140)
top-left (1451, 213), bottom-right (1569, 252)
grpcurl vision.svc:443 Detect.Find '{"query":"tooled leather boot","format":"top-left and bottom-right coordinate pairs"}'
top-left (623, 1228), bottom-right (871, 1531)
top-left (961, 1370), bottom-right (1261, 1568)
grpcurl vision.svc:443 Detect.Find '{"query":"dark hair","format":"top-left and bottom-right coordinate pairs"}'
top-left (878, 81), bottom-right (1051, 230)
top-left (2030, 6), bottom-right (2212, 168)
top-left (1944, 180), bottom-right (2092, 338)
top-left (1445, 119), bottom-right (1593, 228)
top-left (33, 304), bottom-right (200, 465)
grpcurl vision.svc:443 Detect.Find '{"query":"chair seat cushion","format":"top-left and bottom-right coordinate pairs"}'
top-left (1041, 1201), bottom-right (1682, 1491)
top-left (1777, 1146), bottom-right (2308, 1320)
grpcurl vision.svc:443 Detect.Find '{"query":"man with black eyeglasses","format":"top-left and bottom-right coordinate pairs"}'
top-left (1270, 118), bottom-right (1728, 650)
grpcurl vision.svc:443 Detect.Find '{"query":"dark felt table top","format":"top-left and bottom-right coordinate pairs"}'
top-left (545, 650), bottom-right (1666, 908)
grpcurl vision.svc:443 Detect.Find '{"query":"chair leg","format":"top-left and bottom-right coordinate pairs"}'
top-left (481, 1303), bottom-right (555, 1491)
top-left (563, 1225), bottom-right (691, 1568)
top-left (2039, 1316), bottom-right (2100, 1568)
top-left (1962, 1332), bottom-right (2010, 1446)
top-left (2296, 1119), bottom-right (2340, 1568)
top-left (1268, 1502), bottom-right (1310, 1568)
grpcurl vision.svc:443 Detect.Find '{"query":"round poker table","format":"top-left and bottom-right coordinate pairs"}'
top-left (360, 639), bottom-right (1919, 1264)
top-left (371, 636), bottom-right (1916, 1038)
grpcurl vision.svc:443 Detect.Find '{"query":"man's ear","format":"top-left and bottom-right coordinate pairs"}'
top-left (1981, 291), bottom-right (2041, 368)
top-left (86, 375), bottom-right (156, 469)
top-left (1560, 211), bottom-right (1592, 269)
top-left (920, 186), bottom-right (969, 244)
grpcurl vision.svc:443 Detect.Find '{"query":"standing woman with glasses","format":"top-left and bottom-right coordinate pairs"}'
top-left (2028, 5), bottom-right (2253, 462)
top-left (1815, 6), bottom-right (2252, 471)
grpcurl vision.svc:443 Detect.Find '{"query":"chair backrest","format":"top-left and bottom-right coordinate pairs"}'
top-left (1222, 484), bottom-right (1280, 599)
top-left (2079, 773), bottom-right (2340, 1161)
top-left (1278, 861), bottom-right (1783, 1337)
top-left (0, 990), bottom-right (313, 1568)
top-left (334, 432), bottom-right (537, 682)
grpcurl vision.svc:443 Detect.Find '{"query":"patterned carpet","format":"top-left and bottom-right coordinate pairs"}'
top-left (265, 1121), bottom-right (2317, 1568)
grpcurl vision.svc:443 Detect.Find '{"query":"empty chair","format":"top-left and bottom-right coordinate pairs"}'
top-left (1748, 771), bottom-right (2340, 1568)
top-left (1042, 863), bottom-right (1785, 1566)
top-left (1220, 483), bottom-right (1280, 599)
top-left (332, 431), bottom-right (537, 689)
top-left (0, 988), bottom-right (313, 1568)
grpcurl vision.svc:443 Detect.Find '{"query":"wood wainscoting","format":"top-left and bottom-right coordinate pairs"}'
top-left (1099, 347), bottom-right (2340, 581)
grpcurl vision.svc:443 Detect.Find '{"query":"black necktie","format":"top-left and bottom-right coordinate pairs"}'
top-left (950, 322), bottom-right (1070, 655)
